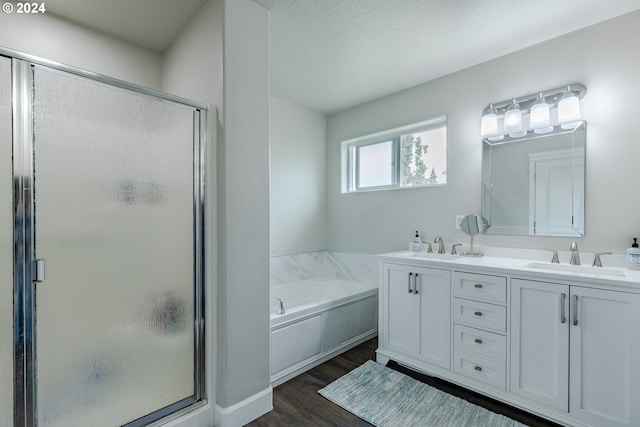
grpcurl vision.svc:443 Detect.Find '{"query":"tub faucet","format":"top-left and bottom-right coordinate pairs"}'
top-left (276, 298), bottom-right (286, 315)
top-left (570, 241), bottom-right (581, 265)
top-left (434, 236), bottom-right (445, 254)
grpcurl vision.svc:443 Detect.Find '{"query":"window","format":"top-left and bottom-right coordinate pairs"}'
top-left (342, 117), bottom-right (447, 192)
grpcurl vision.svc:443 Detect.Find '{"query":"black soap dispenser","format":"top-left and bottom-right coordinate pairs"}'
top-left (627, 238), bottom-right (640, 270)
top-left (412, 231), bottom-right (422, 251)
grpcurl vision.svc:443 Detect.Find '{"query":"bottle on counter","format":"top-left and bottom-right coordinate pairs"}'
top-left (626, 238), bottom-right (640, 270)
top-left (412, 231), bottom-right (423, 251)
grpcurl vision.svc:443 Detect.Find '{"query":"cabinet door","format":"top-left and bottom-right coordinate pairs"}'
top-left (570, 287), bottom-right (640, 427)
top-left (381, 263), bottom-right (416, 355)
top-left (511, 279), bottom-right (569, 411)
top-left (416, 267), bottom-right (451, 369)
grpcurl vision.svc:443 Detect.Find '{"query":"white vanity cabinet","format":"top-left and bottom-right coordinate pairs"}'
top-left (378, 252), bottom-right (640, 427)
top-left (511, 278), bottom-right (640, 427)
top-left (379, 262), bottom-right (451, 370)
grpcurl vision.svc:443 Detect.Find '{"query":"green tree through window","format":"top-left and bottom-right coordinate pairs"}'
top-left (401, 134), bottom-right (439, 186)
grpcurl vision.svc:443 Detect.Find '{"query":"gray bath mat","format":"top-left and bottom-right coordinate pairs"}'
top-left (319, 360), bottom-right (525, 427)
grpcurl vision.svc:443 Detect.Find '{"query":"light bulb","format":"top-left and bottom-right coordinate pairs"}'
top-left (480, 104), bottom-right (498, 137)
top-left (558, 86), bottom-right (581, 129)
top-left (530, 92), bottom-right (551, 133)
top-left (504, 99), bottom-right (522, 134)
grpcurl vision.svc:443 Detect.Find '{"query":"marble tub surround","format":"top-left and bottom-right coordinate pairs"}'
top-left (270, 251), bottom-right (378, 285)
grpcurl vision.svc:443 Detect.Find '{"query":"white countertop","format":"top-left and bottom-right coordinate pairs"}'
top-left (378, 248), bottom-right (640, 290)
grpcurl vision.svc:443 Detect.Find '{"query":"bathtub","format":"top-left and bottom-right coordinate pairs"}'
top-left (270, 279), bottom-right (378, 386)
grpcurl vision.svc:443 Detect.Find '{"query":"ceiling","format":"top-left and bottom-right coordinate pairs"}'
top-left (37, 0), bottom-right (208, 53)
top-left (256, 0), bottom-right (640, 114)
top-left (36, 0), bottom-right (640, 115)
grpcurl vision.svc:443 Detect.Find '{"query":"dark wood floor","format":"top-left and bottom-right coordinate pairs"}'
top-left (246, 337), bottom-right (561, 427)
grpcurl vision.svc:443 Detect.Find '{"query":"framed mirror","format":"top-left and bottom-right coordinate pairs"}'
top-left (481, 121), bottom-right (585, 236)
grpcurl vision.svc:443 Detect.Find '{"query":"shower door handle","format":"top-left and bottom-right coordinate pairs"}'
top-left (33, 259), bottom-right (45, 283)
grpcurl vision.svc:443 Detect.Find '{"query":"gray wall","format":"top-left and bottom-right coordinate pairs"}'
top-left (217, 0), bottom-right (271, 413)
top-left (326, 10), bottom-right (640, 255)
top-left (270, 97), bottom-right (328, 255)
top-left (0, 11), bottom-right (162, 89)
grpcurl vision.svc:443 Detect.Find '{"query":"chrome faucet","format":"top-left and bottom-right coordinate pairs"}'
top-left (569, 241), bottom-right (581, 265)
top-left (544, 249), bottom-right (560, 264)
top-left (592, 252), bottom-right (612, 267)
top-left (434, 236), bottom-right (445, 254)
top-left (451, 243), bottom-right (462, 255)
top-left (276, 298), bottom-right (286, 315)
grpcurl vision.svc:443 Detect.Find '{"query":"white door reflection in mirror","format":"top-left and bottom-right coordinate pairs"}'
top-left (529, 149), bottom-right (584, 236)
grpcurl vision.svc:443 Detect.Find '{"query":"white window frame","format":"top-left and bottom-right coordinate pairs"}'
top-left (341, 116), bottom-right (447, 193)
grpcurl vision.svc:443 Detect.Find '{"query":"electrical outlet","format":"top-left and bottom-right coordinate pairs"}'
top-left (455, 215), bottom-right (465, 230)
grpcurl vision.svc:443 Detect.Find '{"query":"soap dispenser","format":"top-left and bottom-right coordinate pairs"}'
top-left (412, 231), bottom-right (423, 251)
top-left (626, 238), bottom-right (640, 270)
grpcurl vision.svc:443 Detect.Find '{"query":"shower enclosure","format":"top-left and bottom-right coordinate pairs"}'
top-left (1, 52), bottom-right (206, 426)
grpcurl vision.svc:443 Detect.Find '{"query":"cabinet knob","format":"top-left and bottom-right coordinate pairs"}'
top-left (474, 283), bottom-right (483, 289)
top-left (474, 338), bottom-right (483, 344)
top-left (474, 311), bottom-right (483, 316)
top-left (474, 366), bottom-right (483, 372)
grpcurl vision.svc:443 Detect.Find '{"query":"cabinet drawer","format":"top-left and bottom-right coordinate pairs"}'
top-left (453, 298), bottom-right (506, 332)
top-left (453, 272), bottom-right (507, 303)
top-left (453, 324), bottom-right (506, 362)
top-left (454, 350), bottom-right (506, 389)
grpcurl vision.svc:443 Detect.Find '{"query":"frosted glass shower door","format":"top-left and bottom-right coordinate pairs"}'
top-left (0, 56), bottom-right (13, 427)
top-left (32, 66), bottom-right (200, 426)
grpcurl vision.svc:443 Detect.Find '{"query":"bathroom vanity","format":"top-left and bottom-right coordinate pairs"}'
top-left (376, 251), bottom-right (640, 427)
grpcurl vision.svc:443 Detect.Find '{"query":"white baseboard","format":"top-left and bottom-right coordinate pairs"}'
top-left (214, 387), bottom-right (273, 427)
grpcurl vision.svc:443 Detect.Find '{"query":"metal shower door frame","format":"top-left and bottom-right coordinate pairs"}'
top-left (6, 50), bottom-right (208, 427)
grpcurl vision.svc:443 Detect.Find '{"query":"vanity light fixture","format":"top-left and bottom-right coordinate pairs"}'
top-left (480, 83), bottom-right (586, 142)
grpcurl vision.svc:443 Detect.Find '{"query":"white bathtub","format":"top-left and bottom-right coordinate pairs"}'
top-left (270, 279), bottom-right (378, 386)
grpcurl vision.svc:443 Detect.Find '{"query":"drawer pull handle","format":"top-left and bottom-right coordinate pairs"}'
top-left (474, 366), bottom-right (483, 372)
top-left (474, 311), bottom-right (483, 316)
top-left (474, 338), bottom-right (483, 344)
top-left (474, 283), bottom-right (483, 289)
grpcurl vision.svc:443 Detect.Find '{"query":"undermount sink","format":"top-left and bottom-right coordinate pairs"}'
top-left (525, 262), bottom-right (627, 278)
top-left (403, 252), bottom-right (459, 260)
